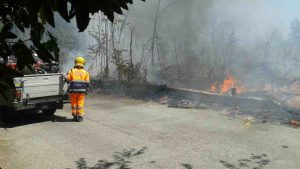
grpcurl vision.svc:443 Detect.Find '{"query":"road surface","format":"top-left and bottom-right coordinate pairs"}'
top-left (1, 94), bottom-right (300, 169)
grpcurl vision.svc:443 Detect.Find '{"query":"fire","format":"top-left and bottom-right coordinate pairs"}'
top-left (220, 75), bottom-right (236, 93)
top-left (209, 75), bottom-right (300, 96)
top-left (209, 75), bottom-right (244, 94)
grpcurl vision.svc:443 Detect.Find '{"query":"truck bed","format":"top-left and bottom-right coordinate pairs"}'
top-left (14, 73), bottom-right (65, 99)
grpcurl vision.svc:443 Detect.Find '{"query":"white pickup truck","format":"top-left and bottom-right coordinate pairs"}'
top-left (12, 73), bottom-right (67, 115)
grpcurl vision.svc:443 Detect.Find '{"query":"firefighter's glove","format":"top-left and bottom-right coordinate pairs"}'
top-left (64, 77), bottom-right (69, 83)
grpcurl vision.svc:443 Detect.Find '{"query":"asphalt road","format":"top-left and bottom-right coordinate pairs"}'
top-left (1, 94), bottom-right (300, 169)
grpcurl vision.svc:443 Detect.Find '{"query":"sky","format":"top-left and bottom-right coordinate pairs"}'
top-left (270, 0), bottom-right (300, 17)
top-left (121, 0), bottom-right (300, 49)
top-left (269, 0), bottom-right (300, 26)
top-left (64, 0), bottom-right (300, 66)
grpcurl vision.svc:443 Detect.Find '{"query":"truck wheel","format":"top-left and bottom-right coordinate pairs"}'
top-left (42, 109), bottom-right (57, 115)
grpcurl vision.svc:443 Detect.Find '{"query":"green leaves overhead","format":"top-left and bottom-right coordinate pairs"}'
top-left (24, 0), bottom-right (42, 25)
top-left (46, 32), bottom-right (59, 61)
top-left (39, 1), bottom-right (55, 27)
top-left (30, 24), bottom-right (59, 63)
top-left (0, 22), bottom-right (13, 37)
top-left (53, 0), bottom-right (69, 22)
top-left (35, 32), bottom-right (59, 63)
top-left (12, 40), bottom-right (35, 70)
top-left (0, 0), bottom-right (145, 69)
top-left (14, 8), bottom-right (31, 33)
top-left (0, 0), bottom-right (144, 106)
top-left (69, 0), bottom-right (145, 31)
top-left (72, 0), bottom-right (90, 32)
top-left (35, 45), bottom-right (54, 63)
top-left (30, 23), bottom-right (45, 45)
top-left (0, 22), bottom-right (17, 40)
top-left (0, 22), bottom-right (14, 57)
top-left (5, 32), bottom-right (17, 39)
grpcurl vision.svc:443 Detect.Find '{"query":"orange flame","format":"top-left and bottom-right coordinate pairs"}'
top-left (220, 75), bottom-right (237, 93)
top-left (209, 75), bottom-right (244, 94)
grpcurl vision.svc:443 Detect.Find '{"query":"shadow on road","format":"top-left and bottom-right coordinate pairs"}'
top-left (182, 163), bottom-right (193, 169)
top-left (0, 110), bottom-right (73, 129)
top-left (71, 147), bottom-right (194, 169)
top-left (220, 153), bottom-right (270, 169)
top-left (72, 147), bottom-right (147, 169)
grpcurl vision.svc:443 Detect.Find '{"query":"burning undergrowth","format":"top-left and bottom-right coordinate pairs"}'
top-left (209, 75), bottom-right (245, 96)
top-left (93, 80), bottom-right (300, 127)
top-left (207, 75), bottom-right (300, 126)
top-left (209, 74), bottom-right (300, 96)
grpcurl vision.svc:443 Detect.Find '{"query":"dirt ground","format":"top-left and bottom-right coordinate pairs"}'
top-left (1, 93), bottom-right (300, 169)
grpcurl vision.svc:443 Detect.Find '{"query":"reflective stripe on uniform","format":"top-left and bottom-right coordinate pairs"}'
top-left (72, 106), bottom-right (83, 110)
top-left (69, 89), bottom-right (87, 92)
top-left (77, 106), bottom-right (84, 113)
top-left (71, 80), bottom-right (89, 83)
top-left (70, 93), bottom-right (85, 116)
top-left (67, 68), bottom-right (90, 95)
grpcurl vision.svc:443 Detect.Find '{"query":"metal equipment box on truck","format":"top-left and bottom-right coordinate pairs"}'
top-left (12, 73), bottom-right (66, 115)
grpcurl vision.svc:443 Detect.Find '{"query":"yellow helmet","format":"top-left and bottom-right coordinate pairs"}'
top-left (75, 56), bottom-right (86, 67)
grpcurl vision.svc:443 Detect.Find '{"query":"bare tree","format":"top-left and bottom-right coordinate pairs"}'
top-left (221, 27), bottom-right (236, 76)
top-left (149, 0), bottom-right (176, 72)
top-left (88, 14), bottom-right (109, 79)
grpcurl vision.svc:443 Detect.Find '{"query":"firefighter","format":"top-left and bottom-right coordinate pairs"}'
top-left (67, 56), bottom-right (90, 122)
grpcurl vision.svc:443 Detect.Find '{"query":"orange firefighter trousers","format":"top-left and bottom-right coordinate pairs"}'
top-left (70, 93), bottom-right (85, 116)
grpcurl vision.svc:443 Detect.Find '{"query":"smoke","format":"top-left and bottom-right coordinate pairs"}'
top-left (49, 13), bottom-right (92, 73)
top-left (127, 0), bottom-right (212, 50)
top-left (57, 0), bottom-right (300, 89)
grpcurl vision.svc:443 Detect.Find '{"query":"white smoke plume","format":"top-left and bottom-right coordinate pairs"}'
top-left (56, 0), bottom-right (300, 89)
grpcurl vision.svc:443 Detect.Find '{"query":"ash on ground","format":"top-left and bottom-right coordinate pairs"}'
top-left (93, 81), bottom-right (300, 127)
top-left (158, 94), bottom-right (300, 127)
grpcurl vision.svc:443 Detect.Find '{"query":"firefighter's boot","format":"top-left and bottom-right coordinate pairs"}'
top-left (72, 116), bottom-right (78, 121)
top-left (77, 116), bottom-right (84, 122)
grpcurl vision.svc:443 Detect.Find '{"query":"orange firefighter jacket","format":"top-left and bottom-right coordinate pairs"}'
top-left (67, 67), bottom-right (90, 93)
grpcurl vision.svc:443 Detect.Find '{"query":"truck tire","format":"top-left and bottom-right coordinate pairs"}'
top-left (42, 108), bottom-right (57, 115)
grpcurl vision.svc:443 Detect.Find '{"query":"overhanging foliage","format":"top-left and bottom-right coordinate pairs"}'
top-left (0, 0), bottom-right (144, 106)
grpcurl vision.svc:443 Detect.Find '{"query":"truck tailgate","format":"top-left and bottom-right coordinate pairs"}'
top-left (14, 74), bottom-right (64, 99)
